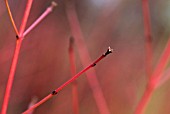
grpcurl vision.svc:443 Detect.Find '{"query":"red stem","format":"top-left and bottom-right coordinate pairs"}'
top-left (1, 39), bottom-right (22, 114)
top-left (23, 1), bottom-right (57, 38)
top-left (22, 47), bottom-right (113, 114)
top-left (18, 0), bottom-right (33, 38)
top-left (1, 0), bottom-right (33, 114)
top-left (142, 0), bottom-right (153, 78)
top-left (65, 1), bottom-right (111, 114)
top-left (69, 37), bottom-right (79, 114)
top-left (135, 38), bottom-right (170, 114)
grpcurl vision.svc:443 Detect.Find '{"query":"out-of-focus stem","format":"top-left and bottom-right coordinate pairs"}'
top-left (4, 0), bottom-right (19, 35)
top-left (22, 47), bottom-right (113, 114)
top-left (134, 0), bottom-right (153, 113)
top-left (142, 0), bottom-right (153, 78)
top-left (23, 1), bottom-right (57, 38)
top-left (27, 97), bottom-right (38, 114)
top-left (65, 1), bottom-right (111, 114)
top-left (156, 67), bottom-right (170, 88)
top-left (1, 0), bottom-right (33, 114)
top-left (135, 38), bottom-right (170, 114)
top-left (69, 37), bottom-right (79, 114)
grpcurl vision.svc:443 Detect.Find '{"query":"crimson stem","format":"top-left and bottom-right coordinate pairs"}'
top-left (1, 0), bottom-right (33, 114)
top-left (22, 47), bottom-right (113, 114)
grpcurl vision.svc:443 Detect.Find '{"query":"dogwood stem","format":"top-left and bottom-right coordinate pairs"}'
top-left (22, 47), bottom-right (113, 114)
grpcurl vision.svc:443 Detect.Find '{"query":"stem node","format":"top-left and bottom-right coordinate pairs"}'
top-left (51, 90), bottom-right (58, 95)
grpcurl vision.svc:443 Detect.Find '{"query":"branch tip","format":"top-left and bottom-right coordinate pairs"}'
top-left (51, 1), bottom-right (57, 8)
top-left (69, 36), bottom-right (74, 44)
top-left (69, 37), bottom-right (74, 51)
top-left (104, 47), bottom-right (113, 56)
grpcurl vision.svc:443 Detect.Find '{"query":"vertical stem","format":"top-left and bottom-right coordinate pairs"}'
top-left (142, 0), bottom-right (153, 78)
top-left (1, 0), bottom-right (33, 113)
top-left (69, 37), bottom-right (79, 114)
top-left (1, 39), bottom-right (22, 114)
top-left (65, 1), bottom-right (110, 114)
top-left (18, 0), bottom-right (33, 38)
top-left (135, 38), bottom-right (170, 114)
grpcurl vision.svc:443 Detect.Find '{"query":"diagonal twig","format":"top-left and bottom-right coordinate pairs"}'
top-left (23, 1), bottom-right (57, 38)
top-left (22, 47), bottom-right (113, 114)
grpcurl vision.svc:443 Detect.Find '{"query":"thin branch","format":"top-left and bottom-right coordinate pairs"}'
top-left (4, 0), bottom-right (19, 35)
top-left (23, 1), bottom-right (57, 38)
top-left (135, 38), bottom-right (170, 114)
top-left (22, 47), bottom-right (113, 114)
top-left (69, 37), bottom-right (79, 114)
top-left (18, 0), bottom-right (33, 38)
top-left (1, 0), bottom-right (33, 114)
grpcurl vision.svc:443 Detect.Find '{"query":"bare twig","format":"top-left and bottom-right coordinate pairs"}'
top-left (1, 1), bottom-right (33, 114)
top-left (22, 47), bottom-right (113, 114)
top-left (23, 1), bottom-right (57, 38)
top-left (18, 0), bottom-right (34, 38)
top-left (1, 38), bottom-right (22, 114)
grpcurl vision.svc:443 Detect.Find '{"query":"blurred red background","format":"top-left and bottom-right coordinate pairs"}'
top-left (0, 0), bottom-right (170, 114)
